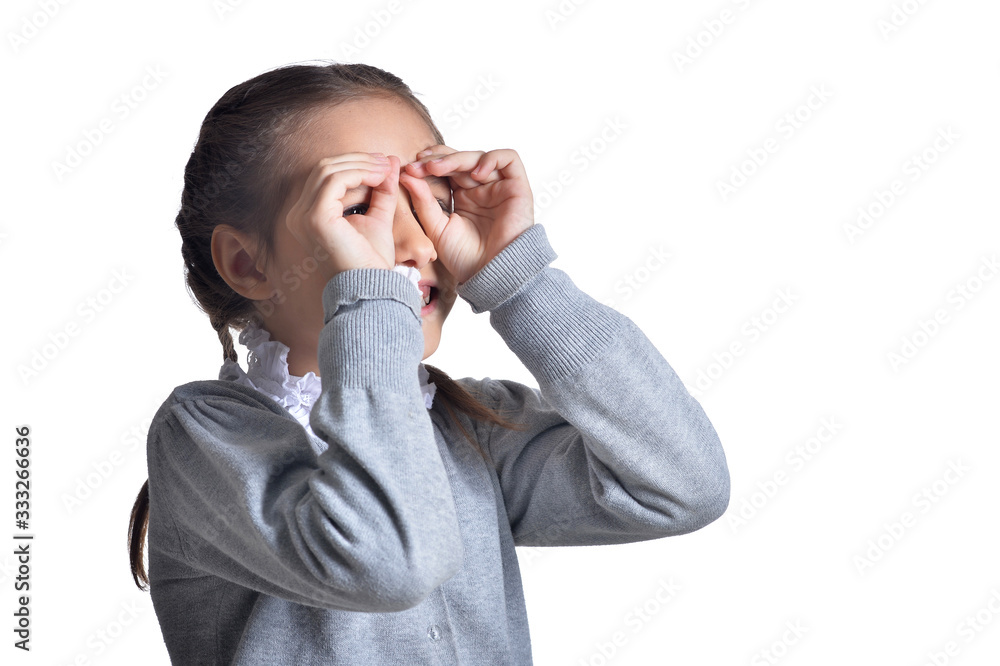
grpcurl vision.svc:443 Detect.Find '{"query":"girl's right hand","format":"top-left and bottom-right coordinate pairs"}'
top-left (284, 152), bottom-right (400, 276)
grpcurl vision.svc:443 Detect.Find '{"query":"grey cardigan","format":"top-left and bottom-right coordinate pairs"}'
top-left (145, 223), bottom-right (730, 665)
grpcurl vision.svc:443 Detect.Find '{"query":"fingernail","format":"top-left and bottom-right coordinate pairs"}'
top-left (373, 153), bottom-right (388, 161)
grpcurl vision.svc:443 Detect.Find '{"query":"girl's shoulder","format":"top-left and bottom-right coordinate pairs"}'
top-left (151, 378), bottom-right (296, 431)
top-left (170, 377), bottom-right (287, 407)
top-left (145, 378), bottom-right (307, 467)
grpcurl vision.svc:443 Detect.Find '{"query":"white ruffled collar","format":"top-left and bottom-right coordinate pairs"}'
top-left (219, 318), bottom-right (436, 434)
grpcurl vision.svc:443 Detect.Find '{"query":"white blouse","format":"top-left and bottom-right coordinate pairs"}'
top-left (219, 264), bottom-right (437, 443)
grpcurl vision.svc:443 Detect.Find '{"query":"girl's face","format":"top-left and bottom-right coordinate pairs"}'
top-left (265, 96), bottom-right (459, 364)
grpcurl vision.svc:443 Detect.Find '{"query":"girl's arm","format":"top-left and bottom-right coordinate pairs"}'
top-left (455, 224), bottom-right (731, 546)
top-left (146, 269), bottom-right (463, 611)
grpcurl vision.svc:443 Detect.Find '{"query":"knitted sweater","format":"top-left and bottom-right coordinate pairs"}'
top-left (144, 223), bottom-right (730, 665)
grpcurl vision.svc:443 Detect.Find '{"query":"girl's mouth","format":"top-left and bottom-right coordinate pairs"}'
top-left (421, 286), bottom-right (438, 316)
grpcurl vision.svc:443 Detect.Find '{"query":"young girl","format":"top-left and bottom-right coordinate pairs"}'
top-left (127, 61), bottom-right (730, 665)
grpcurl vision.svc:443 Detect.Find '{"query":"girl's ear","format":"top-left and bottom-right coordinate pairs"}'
top-left (210, 225), bottom-right (272, 300)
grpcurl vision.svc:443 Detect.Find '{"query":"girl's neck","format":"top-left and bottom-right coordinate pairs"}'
top-left (259, 315), bottom-right (321, 378)
top-left (284, 344), bottom-right (320, 378)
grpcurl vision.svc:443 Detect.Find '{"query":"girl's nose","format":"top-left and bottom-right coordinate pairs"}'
top-left (392, 188), bottom-right (437, 268)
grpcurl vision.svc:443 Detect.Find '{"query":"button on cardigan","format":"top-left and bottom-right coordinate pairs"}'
top-left (144, 223), bottom-right (731, 665)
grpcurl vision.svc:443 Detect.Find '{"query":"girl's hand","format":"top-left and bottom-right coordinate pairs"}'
top-left (400, 146), bottom-right (534, 284)
top-left (284, 152), bottom-right (401, 277)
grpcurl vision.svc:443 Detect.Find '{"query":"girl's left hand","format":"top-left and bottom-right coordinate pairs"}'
top-left (400, 146), bottom-right (534, 285)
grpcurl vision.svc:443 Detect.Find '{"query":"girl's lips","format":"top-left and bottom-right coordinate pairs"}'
top-left (420, 286), bottom-right (437, 316)
top-left (418, 280), bottom-right (437, 316)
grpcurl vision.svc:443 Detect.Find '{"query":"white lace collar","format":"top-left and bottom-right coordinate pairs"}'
top-left (219, 318), bottom-right (437, 434)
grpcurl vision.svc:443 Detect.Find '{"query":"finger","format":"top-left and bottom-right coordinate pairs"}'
top-left (399, 171), bottom-right (448, 240)
top-left (468, 149), bottom-right (528, 183)
top-left (364, 156), bottom-right (400, 224)
top-left (406, 150), bottom-right (487, 189)
top-left (406, 145), bottom-right (471, 171)
top-left (405, 145), bottom-right (457, 175)
top-left (298, 153), bottom-right (390, 215)
top-left (412, 145), bottom-right (458, 161)
top-left (300, 165), bottom-right (394, 248)
top-left (403, 148), bottom-right (455, 178)
top-left (305, 152), bottom-right (390, 191)
top-left (408, 149), bottom-right (481, 172)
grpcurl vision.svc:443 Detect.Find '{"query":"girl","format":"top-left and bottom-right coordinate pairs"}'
top-left (127, 61), bottom-right (730, 665)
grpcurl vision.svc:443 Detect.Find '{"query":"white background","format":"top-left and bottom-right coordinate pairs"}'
top-left (4, 0), bottom-right (1000, 664)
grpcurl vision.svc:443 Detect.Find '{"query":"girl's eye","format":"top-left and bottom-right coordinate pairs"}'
top-left (344, 200), bottom-right (448, 219)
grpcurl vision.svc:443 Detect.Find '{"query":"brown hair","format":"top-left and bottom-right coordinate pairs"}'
top-left (128, 61), bottom-right (528, 591)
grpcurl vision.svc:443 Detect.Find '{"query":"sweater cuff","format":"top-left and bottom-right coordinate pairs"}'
top-left (319, 268), bottom-right (424, 390)
top-left (456, 225), bottom-right (556, 314)
top-left (322, 268), bottom-right (423, 324)
top-left (457, 224), bottom-right (624, 381)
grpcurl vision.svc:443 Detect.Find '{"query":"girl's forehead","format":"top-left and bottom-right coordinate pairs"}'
top-left (298, 98), bottom-right (436, 159)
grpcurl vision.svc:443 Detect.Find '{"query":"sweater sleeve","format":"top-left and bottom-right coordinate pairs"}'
top-left (146, 268), bottom-right (463, 612)
top-left (455, 224), bottom-right (731, 547)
